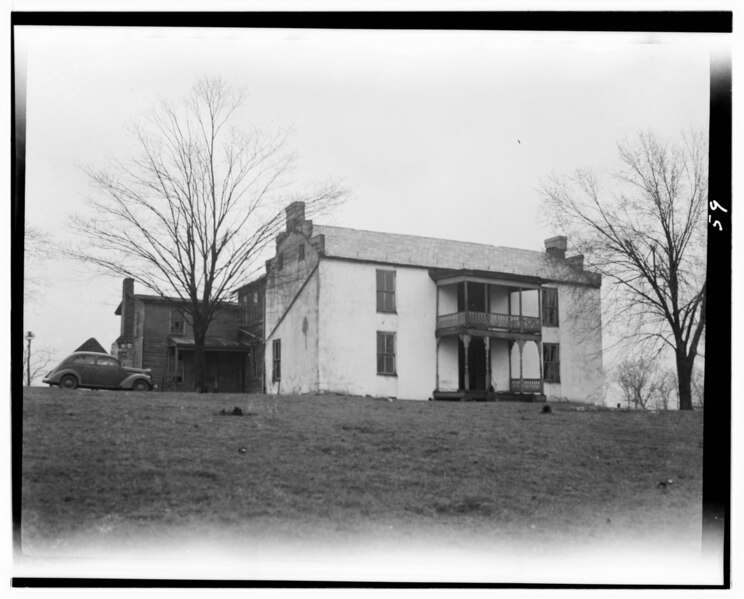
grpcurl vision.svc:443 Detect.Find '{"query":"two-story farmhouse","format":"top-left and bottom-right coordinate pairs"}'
top-left (113, 279), bottom-right (251, 392)
top-left (245, 202), bottom-right (603, 403)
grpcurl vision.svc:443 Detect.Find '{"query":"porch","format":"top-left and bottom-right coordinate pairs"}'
top-left (163, 335), bottom-right (251, 392)
top-left (433, 387), bottom-right (546, 402)
top-left (432, 274), bottom-right (546, 401)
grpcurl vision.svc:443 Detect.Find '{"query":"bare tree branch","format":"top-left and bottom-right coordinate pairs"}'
top-left (66, 76), bottom-right (347, 391)
top-left (541, 130), bottom-right (707, 410)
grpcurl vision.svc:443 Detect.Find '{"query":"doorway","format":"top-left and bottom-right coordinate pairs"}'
top-left (458, 336), bottom-right (487, 391)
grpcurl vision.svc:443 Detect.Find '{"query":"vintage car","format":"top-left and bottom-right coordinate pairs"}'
top-left (42, 351), bottom-right (153, 391)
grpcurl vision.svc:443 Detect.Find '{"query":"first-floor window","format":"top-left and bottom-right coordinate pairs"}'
top-left (543, 343), bottom-right (560, 383)
top-left (272, 339), bottom-right (281, 382)
top-left (377, 331), bottom-right (396, 375)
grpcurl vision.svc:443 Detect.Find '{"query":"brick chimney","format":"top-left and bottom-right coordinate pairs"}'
top-left (544, 236), bottom-right (568, 260)
top-left (566, 254), bottom-right (585, 270)
top-left (285, 201), bottom-right (306, 232)
top-left (122, 278), bottom-right (135, 341)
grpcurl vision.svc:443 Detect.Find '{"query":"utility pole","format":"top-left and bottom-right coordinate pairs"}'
top-left (25, 331), bottom-right (35, 386)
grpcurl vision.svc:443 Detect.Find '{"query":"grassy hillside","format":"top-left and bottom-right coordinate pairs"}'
top-left (20, 388), bottom-right (704, 575)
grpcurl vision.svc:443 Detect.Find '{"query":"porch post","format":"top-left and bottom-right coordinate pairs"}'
top-left (464, 281), bottom-right (469, 313)
top-left (484, 337), bottom-right (491, 392)
top-left (519, 287), bottom-right (523, 332)
top-left (537, 340), bottom-right (544, 394)
top-left (435, 337), bottom-right (441, 392)
top-left (508, 340), bottom-right (513, 391)
top-left (537, 286), bottom-right (543, 329)
top-left (517, 339), bottom-right (525, 393)
top-left (461, 334), bottom-right (471, 391)
top-left (174, 344), bottom-right (179, 387)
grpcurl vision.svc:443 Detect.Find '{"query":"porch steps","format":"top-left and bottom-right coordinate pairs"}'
top-left (432, 391), bottom-right (546, 403)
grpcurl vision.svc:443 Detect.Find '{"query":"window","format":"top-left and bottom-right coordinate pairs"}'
top-left (170, 310), bottom-right (184, 334)
top-left (72, 355), bottom-right (96, 365)
top-left (298, 243), bottom-right (305, 262)
top-left (376, 269), bottom-right (396, 313)
top-left (543, 343), bottom-right (560, 383)
top-left (272, 339), bottom-right (281, 382)
top-left (277, 252), bottom-right (284, 271)
top-left (377, 332), bottom-right (396, 375)
top-left (542, 287), bottom-right (559, 326)
top-left (96, 356), bottom-right (119, 368)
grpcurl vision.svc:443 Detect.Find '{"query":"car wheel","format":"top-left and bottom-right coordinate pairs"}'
top-left (59, 374), bottom-right (78, 390)
top-left (133, 380), bottom-right (151, 391)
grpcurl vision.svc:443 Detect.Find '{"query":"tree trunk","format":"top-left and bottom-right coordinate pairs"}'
top-left (677, 353), bottom-right (694, 411)
top-left (193, 319), bottom-right (208, 393)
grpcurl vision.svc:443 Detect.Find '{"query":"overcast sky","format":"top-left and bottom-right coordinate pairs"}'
top-left (17, 26), bottom-right (713, 373)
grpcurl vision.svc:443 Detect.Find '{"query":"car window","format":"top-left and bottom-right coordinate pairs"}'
top-left (96, 357), bottom-right (119, 367)
top-left (72, 355), bottom-right (96, 365)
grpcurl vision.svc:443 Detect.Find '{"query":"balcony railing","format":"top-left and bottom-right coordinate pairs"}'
top-left (510, 378), bottom-right (543, 393)
top-left (437, 311), bottom-right (541, 334)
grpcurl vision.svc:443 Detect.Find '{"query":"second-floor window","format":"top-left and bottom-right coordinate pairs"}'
top-left (376, 269), bottom-right (396, 313)
top-left (543, 343), bottom-right (560, 382)
top-left (170, 310), bottom-right (184, 334)
top-left (542, 287), bottom-right (559, 326)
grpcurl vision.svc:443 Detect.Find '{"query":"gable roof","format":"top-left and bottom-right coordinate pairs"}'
top-left (312, 225), bottom-right (600, 287)
top-left (75, 338), bottom-right (108, 353)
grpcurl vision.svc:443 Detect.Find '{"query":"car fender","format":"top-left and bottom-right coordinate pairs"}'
top-left (119, 374), bottom-right (151, 389)
top-left (44, 368), bottom-right (82, 385)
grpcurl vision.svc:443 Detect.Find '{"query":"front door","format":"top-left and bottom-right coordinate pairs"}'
top-left (458, 337), bottom-right (487, 391)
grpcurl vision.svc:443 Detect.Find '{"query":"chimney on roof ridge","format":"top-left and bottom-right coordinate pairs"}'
top-left (285, 201), bottom-right (305, 232)
top-left (566, 254), bottom-right (584, 270)
top-left (544, 236), bottom-right (568, 260)
top-left (122, 278), bottom-right (135, 341)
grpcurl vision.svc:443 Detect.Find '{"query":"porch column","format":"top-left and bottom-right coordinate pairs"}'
top-left (519, 287), bottom-right (524, 332)
top-left (537, 286), bottom-right (543, 329)
top-left (517, 339), bottom-right (525, 393)
top-left (435, 338), bottom-right (441, 392)
top-left (484, 337), bottom-right (491, 391)
top-left (537, 340), bottom-right (544, 394)
top-left (461, 334), bottom-right (471, 391)
top-left (174, 344), bottom-right (179, 387)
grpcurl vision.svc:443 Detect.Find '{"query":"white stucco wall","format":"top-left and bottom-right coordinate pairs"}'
top-left (489, 339), bottom-right (510, 392)
top-left (509, 340), bottom-right (541, 379)
top-left (317, 259), bottom-right (437, 400)
top-left (509, 288), bottom-right (539, 317)
top-left (489, 286), bottom-right (509, 314)
top-left (542, 284), bottom-right (604, 404)
top-left (437, 336), bottom-right (459, 392)
top-left (438, 284), bottom-right (458, 314)
top-left (265, 268), bottom-right (320, 395)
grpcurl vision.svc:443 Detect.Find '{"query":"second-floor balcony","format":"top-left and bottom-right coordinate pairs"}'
top-left (437, 311), bottom-right (541, 335)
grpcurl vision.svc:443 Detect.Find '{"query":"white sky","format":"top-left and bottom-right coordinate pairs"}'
top-left (17, 26), bottom-right (713, 372)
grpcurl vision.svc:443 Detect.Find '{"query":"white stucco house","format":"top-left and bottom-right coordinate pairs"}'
top-left (250, 202), bottom-right (604, 404)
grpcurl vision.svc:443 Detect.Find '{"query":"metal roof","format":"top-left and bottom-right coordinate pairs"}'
top-left (312, 225), bottom-right (600, 287)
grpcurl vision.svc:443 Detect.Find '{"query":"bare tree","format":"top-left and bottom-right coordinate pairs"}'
top-left (616, 357), bottom-right (657, 410)
top-left (24, 224), bottom-right (51, 303)
top-left (691, 364), bottom-right (705, 409)
top-left (542, 131), bottom-right (707, 410)
top-left (23, 346), bottom-right (55, 386)
top-left (652, 368), bottom-right (678, 411)
top-left (70, 77), bottom-right (346, 391)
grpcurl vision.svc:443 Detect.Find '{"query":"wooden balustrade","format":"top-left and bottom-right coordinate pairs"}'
top-left (510, 378), bottom-right (543, 393)
top-left (437, 311), bottom-right (541, 334)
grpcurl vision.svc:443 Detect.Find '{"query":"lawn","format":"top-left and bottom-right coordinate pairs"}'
top-left (19, 388), bottom-right (706, 581)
